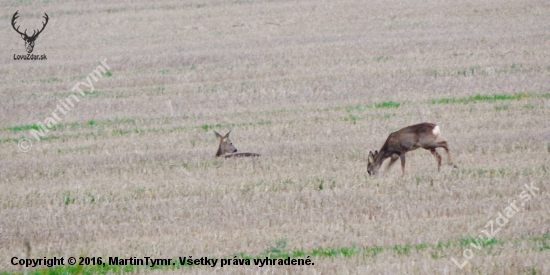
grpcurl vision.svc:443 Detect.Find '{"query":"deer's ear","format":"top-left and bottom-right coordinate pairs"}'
top-left (214, 131), bottom-right (222, 139)
top-left (374, 150), bottom-right (378, 155)
top-left (224, 130), bottom-right (232, 138)
top-left (368, 151), bottom-right (375, 163)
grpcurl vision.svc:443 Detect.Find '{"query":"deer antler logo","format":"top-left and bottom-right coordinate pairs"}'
top-left (11, 11), bottom-right (49, 53)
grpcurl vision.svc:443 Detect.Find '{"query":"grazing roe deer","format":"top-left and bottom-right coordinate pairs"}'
top-left (367, 122), bottom-right (456, 176)
top-left (214, 130), bottom-right (260, 158)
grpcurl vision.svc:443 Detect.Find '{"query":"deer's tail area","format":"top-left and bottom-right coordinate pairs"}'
top-left (432, 125), bottom-right (440, 137)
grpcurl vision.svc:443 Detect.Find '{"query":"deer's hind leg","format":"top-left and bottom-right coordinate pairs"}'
top-left (428, 148), bottom-right (443, 171)
top-left (399, 153), bottom-right (406, 176)
top-left (434, 140), bottom-right (458, 169)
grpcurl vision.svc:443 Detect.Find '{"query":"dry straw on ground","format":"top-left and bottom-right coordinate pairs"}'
top-left (1, 0), bottom-right (549, 274)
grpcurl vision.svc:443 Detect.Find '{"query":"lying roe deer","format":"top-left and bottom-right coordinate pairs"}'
top-left (214, 130), bottom-right (260, 158)
top-left (367, 122), bottom-right (456, 176)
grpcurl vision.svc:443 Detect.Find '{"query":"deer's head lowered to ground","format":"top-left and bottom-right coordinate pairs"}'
top-left (12, 11), bottom-right (49, 53)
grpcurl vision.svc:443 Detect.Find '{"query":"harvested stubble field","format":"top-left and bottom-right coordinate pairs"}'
top-left (1, 0), bottom-right (549, 274)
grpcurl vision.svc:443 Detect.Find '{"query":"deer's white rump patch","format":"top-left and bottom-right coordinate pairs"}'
top-left (432, 125), bottom-right (440, 136)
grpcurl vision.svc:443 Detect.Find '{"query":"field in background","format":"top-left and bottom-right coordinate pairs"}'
top-left (1, 0), bottom-right (549, 274)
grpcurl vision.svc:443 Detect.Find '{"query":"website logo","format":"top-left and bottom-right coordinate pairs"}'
top-left (11, 10), bottom-right (48, 60)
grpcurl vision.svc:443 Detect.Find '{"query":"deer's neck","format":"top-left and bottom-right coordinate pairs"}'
top-left (376, 144), bottom-right (394, 163)
top-left (216, 146), bottom-right (224, 157)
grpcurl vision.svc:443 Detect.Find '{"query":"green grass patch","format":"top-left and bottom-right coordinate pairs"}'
top-left (457, 65), bottom-right (480, 76)
top-left (324, 100), bottom-right (401, 113)
top-left (531, 233), bottom-right (550, 251)
top-left (430, 92), bottom-right (537, 104)
top-left (392, 244), bottom-right (411, 255)
top-left (200, 120), bottom-right (271, 132)
top-left (83, 90), bottom-right (99, 96)
top-left (452, 168), bottom-right (507, 178)
top-left (174, 160), bottom-right (221, 170)
top-left (0, 262), bottom-right (141, 275)
top-left (2, 118), bottom-right (138, 133)
top-left (63, 191), bottom-right (75, 206)
top-left (374, 55), bottom-right (390, 62)
top-left (39, 77), bottom-right (61, 83)
top-left (104, 7), bottom-right (127, 13)
top-left (0, 118), bottom-right (274, 146)
top-left (344, 103), bottom-right (369, 112)
top-left (201, 124), bottom-right (223, 131)
top-left (374, 101), bottom-right (400, 108)
top-left (459, 236), bottom-right (499, 247)
top-left (3, 124), bottom-right (42, 132)
top-left (0, 138), bottom-right (20, 143)
top-left (343, 114), bottom-right (361, 123)
top-left (495, 105), bottom-right (509, 111)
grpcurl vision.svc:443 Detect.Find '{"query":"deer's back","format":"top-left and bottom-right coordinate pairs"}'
top-left (384, 123), bottom-right (438, 152)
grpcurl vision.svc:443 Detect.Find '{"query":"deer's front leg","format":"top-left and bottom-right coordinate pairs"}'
top-left (399, 153), bottom-right (406, 176)
top-left (386, 154), bottom-right (399, 172)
